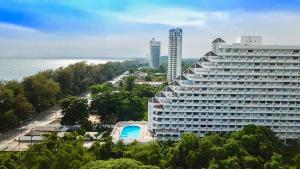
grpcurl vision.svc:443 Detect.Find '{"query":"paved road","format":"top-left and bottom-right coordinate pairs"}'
top-left (0, 91), bottom-right (90, 151)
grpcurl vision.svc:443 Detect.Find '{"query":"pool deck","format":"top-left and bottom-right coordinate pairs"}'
top-left (111, 121), bottom-right (154, 144)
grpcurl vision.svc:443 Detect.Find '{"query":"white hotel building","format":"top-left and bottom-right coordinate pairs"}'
top-left (148, 36), bottom-right (300, 140)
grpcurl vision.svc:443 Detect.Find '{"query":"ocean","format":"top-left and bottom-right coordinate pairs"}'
top-left (0, 57), bottom-right (127, 81)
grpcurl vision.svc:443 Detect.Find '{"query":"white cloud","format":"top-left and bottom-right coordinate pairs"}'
top-left (0, 22), bottom-right (38, 32)
top-left (1, 10), bottom-right (300, 58)
top-left (112, 6), bottom-right (229, 27)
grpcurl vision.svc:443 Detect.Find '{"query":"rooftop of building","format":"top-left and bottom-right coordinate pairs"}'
top-left (212, 38), bottom-right (225, 43)
top-left (220, 44), bottom-right (300, 49)
top-left (217, 36), bottom-right (300, 49)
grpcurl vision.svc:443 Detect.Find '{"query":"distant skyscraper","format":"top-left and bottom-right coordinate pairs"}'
top-left (168, 28), bottom-right (182, 81)
top-left (150, 38), bottom-right (161, 69)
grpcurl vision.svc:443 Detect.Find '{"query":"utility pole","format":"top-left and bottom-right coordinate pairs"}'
top-left (19, 120), bottom-right (24, 151)
top-left (30, 128), bottom-right (33, 146)
top-left (19, 121), bottom-right (24, 159)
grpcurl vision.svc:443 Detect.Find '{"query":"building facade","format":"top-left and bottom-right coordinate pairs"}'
top-left (150, 38), bottom-right (161, 69)
top-left (167, 28), bottom-right (182, 81)
top-left (148, 36), bottom-right (300, 140)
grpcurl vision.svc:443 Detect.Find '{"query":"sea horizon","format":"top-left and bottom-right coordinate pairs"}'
top-left (0, 57), bottom-right (133, 81)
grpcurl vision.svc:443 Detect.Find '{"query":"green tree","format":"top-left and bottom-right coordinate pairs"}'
top-left (145, 75), bottom-right (152, 81)
top-left (293, 154), bottom-right (300, 169)
top-left (264, 153), bottom-right (284, 169)
top-left (14, 94), bottom-right (33, 120)
top-left (166, 133), bottom-right (201, 168)
top-left (0, 86), bottom-right (14, 113)
top-left (0, 153), bottom-right (18, 169)
top-left (90, 83), bottom-right (113, 95)
top-left (54, 67), bottom-right (74, 96)
top-left (91, 91), bottom-right (144, 123)
top-left (221, 156), bottom-right (240, 169)
top-left (0, 82), bottom-right (33, 130)
top-left (91, 91), bottom-right (124, 123)
top-left (4, 80), bottom-right (25, 96)
top-left (126, 142), bottom-right (162, 166)
top-left (223, 138), bottom-right (246, 158)
top-left (22, 133), bottom-right (94, 169)
top-left (231, 125), bottom-right (283, 160)
top-left (208, 159), bottom-right (220, 169)
top-left (132, 84), bottom-right (158, 98)
top-left (23, 72), bottom-right (60, 112)
top-left (2, 110), bottom-right (17, 129)
top-left (80, 158), bottom-right (160, 169)
top-left (125, 76), bottom-right (135, 91)
top-left (60, 96), bottom-right (89, 125)
top-left (91, 137), bottom-right (114, 160)
top-left (243, 155), bottom-right (263, 169)
top-left (158, 65), bottom-right (166, 73)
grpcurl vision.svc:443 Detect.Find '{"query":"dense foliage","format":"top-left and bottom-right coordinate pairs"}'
top-left (60, 96), bottom-right (89, 125)
top-left (136, 67), bottom-right (167, 82)
top-left (90, 77), bottom-right (163, 124)
top-left (0, 80), bottom-right (34, 130)
top-left (0, 133), bottom-right (94, 169)
top-left (80, 159), bottom-right (160, 169)
top-left (0, 61), bottom-right (138, 131)
top-left (1, 125), bottom-right (300, 169)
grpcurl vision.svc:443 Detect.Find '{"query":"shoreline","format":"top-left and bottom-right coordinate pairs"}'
top-left (0, 57), bottom-right (136, 81)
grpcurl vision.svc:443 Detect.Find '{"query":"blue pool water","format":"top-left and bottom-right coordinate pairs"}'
top-left (120, 126), bottom-right (141, 139)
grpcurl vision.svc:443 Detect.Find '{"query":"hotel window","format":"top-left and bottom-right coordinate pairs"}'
top-left (225, 49), bottom-right (231, 53)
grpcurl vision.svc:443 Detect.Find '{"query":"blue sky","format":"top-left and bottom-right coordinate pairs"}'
top-left (1, 0), bottom-right (300, 58)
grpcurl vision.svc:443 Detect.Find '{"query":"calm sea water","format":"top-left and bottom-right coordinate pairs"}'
top-left (0, 57), bottom-right (126, 81)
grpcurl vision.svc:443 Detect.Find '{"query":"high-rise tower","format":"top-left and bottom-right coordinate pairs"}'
top-left (168, 28), bottom-right (182, 81)
top-left (150, 38), bottom-right (161, 69)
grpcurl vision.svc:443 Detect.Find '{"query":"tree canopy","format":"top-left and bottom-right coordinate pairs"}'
top-left (90, 82), bottom-right (161, 124)
top-left (1, 125), bottom-right (300, 169)
top-left (60, 96), bottom-right (89, 125)
top-left (80, 158), bottom-right (160, 169)
top-left (0, 60), bottom-right (138, 131)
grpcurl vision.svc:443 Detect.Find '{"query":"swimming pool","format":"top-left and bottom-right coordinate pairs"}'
top-left (120, 126), bottom-right (141, 139)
